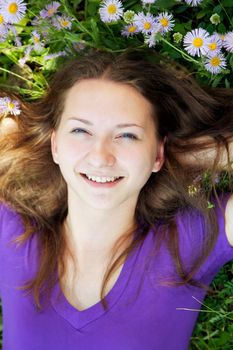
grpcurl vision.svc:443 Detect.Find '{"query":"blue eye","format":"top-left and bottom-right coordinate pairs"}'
top-left (71, 128), bottom-right (89, 134)
top-left (120, 133), bottom-right (138, 140)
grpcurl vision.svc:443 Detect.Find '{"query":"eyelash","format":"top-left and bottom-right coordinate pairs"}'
top-left (70, 129), bottom-right (138, 140)
top-left (71, 128), bottom-right (89, 134)
top-left (119, 133), bottom-right (138, 140)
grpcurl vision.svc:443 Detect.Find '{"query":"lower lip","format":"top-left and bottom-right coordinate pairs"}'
top-left (81, 174), bottom-right (123, 188)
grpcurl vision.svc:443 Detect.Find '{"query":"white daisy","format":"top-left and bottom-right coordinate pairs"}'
top-left (121, 23), bottom-right (139, 37)
top-left (99, 0), bottom-right (123, 23)
top-left (206, 34), bottom-right (222, 56)
top-left (0, 97), bottom-right (21, 116)
top-left (0, 22), bottom-right (8, 41)
top-left (73, 41), bottom-right (86, 52)
top-left (223, 31), bottom-right (233, 53)
top-left (0, 13), bottom-right (5, 25)
top-left (184, 0), bottom-right (203, 6)
top-left (9, 24), bottom-right (21, 46)
top-left (0, 0), bottom-right (26, 24)
top-left (144, 30), bottom-right (159, 47)
top-left (156, 12), bottom-right (175, 34)
top-left (52, 15), bottom-right (72, 30)
top-left (14, 34), bottom-right (21, 46)
top-left (18, 45), bottom-right (32, 67)
top-left (40, 2), bottom-right (61, 18)
top-left (204, 53), bottom-right (227, 74)
top-left (44, 51), bottom-right (67, 61)
top-left (183, 28), bottom-right (210, 57)
top-left (214, 32), bottom-right (225, 44)
top-left (31, 30), bottom-right (44, 51)
top-left (134, 12), bottom-right (157, 34)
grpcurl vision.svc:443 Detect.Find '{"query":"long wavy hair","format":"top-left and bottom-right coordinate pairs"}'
top-left (0, 48), bottom-right (232, 309)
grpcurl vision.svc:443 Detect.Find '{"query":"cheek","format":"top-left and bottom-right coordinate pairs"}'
top-left (57, 138), bottom-right (87, 162)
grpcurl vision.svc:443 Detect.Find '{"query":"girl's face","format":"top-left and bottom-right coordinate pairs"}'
top-left (51, 79), bottom-right (164, 212)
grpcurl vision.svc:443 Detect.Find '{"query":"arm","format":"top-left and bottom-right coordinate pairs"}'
top-left (225, 195), bottom-right (233, 246)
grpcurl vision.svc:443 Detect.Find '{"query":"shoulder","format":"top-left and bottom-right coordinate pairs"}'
top-left (0, 202), bottom-right (25, 241)
top-left (0, 201), bottom-right (19, 218)
top-left (0, 202), bottom-right (39, 292)
top-left (176, 194), bottom-right (233, 264)
top-left (225, 194), bottom-right (233, 246)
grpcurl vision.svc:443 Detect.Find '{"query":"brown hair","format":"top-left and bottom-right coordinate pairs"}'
top-left (0, 48), bottom-right (232, 309)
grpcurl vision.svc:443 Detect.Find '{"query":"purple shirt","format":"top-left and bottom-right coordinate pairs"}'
top-left (0, 197), bottom-right (233, 350)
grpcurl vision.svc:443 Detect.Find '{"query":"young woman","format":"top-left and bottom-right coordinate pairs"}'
top-left (0, 49), bottom-right (233, 350)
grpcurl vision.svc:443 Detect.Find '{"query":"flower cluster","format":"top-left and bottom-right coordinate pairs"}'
top-left (183, 29), bottom-right (230, 74)
top-left (0, 0), bottom-right (233, 99)
top-left (38, 2), bottom-right (73, 30)
top-left (99, 0), bottom-right (233, 76)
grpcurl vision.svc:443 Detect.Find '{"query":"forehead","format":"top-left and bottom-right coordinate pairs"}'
top-left (61, 79), bottom-right (155, 126)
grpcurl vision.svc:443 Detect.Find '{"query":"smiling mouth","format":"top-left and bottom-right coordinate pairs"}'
top-left (81, 173), bottom-right (123, 184)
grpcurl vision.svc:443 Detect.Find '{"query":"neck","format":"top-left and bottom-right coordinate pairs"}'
top-left (64, 195), bottom-right (137, 255)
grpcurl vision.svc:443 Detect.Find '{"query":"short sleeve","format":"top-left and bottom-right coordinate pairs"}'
top-left (0, 203), bottom-right (26, 296)
top-left (177, 193), bottom-right (233, 284)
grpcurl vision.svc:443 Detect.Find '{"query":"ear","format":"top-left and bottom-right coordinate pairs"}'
top-left (51, 130), bottom-right (59, 164)
top-left (152, 140), bottom-right (165, 173)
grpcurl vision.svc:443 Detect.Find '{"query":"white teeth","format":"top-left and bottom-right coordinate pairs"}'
top-left (86, 175), bottom-right (121, 183)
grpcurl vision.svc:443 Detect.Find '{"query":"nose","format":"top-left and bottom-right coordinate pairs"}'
top-left (87, 137), bottom-right (116, 168)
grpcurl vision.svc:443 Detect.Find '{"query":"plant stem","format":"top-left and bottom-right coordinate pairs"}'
top-left (218, 1), bottom-right (233, 27)
top-left (0, 67), bottom-right (32, 84)
top-left (160, 37), bottom-right (203, 68)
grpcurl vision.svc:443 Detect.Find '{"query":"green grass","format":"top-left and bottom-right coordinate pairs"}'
top-left (190, 262), bottom-right (233, 350)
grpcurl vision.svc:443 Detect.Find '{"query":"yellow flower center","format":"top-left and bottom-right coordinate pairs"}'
top-left (210, 57), bottom-right (221, 67)
top-left (144, 22), bottom-right (151, 30)
top-left (208, 42), bottom-right (217, 50)
top-left (47, 8), bottom-right (55, 16)
top-left (0, 15), bottom-right (4, 24)
top-left (107, 4), bottom-right (117, 15)
top-left (193, 37), bottom-right (203, 48)
top-left (128, 25), bottom-right (136, 33)
top-left (188, 185), bottom-right (198, 197)
top-left (61, 20), bottom-right (69, 27)
top-left (34, 36), bottom-right (40, 43)
top-left (160, 18), bottom-right (169, 27)
top-left (8, 102), bottom-right (15, 109)
top-left (8, 3), bottom-right (18, 15)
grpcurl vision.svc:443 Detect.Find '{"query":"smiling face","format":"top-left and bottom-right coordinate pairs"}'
top-left (51, 79), bottom-right (164, 213)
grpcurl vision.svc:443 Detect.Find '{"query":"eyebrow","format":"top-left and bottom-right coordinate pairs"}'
top-left (67, 117), bottom-right (144, 129)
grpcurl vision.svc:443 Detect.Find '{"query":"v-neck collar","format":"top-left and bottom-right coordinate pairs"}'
top-left (51, 244), bottom-right (141, 330)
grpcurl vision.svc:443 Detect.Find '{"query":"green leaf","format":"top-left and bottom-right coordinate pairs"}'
top-left (87, 2), bottom-right (99, 16)
top-left (213, 5), bottom-right (223, 14)
top-left (225, 78), bottom-right (230, 88)
top-left (173, 23), bottom-right (186, 34)
top-left (154, 0), bottom-right (176, 9)
top-left (196, 10), bottom-right (208, 20)
top-left (221, 0), bottom-right (233, 7)
top-left (217, 23), bottom-right (226, 33)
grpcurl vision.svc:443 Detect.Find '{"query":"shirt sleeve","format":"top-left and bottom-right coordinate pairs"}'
top-left (199, 193), bottom-right (233, 279)
top-left (178, 193), bottom-right (233, 284)
top-left (0, 203), bottom-right (25, 296)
